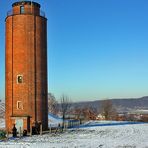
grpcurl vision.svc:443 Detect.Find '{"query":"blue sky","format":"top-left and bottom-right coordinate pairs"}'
top-left (1, 0), bottom-right (148, 101)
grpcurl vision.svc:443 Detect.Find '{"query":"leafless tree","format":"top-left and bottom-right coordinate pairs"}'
top-left (82, 106), bottom-right (97, 120)
top-left (100, 99), bottom-right (117, 120)
top-left (60, 94), bottom-right (71, 129)
top-left (74, 107), bottom-right (84, 120)
top-left (48, 93), bottom-right (58, 114)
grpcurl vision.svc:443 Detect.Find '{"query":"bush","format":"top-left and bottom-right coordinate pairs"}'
top-left (0, 130), bottom-right (6, 139)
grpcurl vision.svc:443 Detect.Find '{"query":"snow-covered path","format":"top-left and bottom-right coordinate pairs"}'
top-left (0, 123), bottom-right (148, 148)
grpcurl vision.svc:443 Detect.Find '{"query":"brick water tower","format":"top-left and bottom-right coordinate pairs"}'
top-left (5, 1), bottom-right (48, 132)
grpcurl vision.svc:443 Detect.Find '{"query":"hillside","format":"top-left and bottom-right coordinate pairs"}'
top-left (72, 96), bottom-right (148, 113)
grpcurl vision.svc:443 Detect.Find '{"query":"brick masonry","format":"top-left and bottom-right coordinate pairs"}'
top-left (5, 1), bottom-right (48, 132)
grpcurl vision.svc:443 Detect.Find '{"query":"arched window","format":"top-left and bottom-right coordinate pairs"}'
top-left (20, 6), bottom-right (25, 14)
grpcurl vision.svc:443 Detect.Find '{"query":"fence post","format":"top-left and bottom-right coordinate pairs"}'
top-left (40, 124), bottom-right (42, 135)
top-left (64, 122), bottom-right (66, 131)
top-left (30, 126), bottom-right (32, 136)
top-left (6, 131), bottom-right (9, 140)
top-left (19, 127), bottom-right (21, 138)
top-left (50, 124), bottom-right (52, 133)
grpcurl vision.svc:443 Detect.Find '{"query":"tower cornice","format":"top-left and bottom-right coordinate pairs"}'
top-left (12, 1), bottom-right (40, 8)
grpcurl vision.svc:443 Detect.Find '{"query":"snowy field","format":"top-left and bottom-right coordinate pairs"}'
top-left (0, 123), bottom-right (148, 148)
top-left (0, 115), bottom-right (148, 148)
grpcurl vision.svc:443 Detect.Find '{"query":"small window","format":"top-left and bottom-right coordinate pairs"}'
top-left (17, 75), bottom-right (23, 83)
top-left (17, 101), bottom-right (23, 110)
top-left (20, 6), bottom-right (25, 14)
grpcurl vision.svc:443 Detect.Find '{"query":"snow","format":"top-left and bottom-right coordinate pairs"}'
top-left (80, 120), bottom-right (144, 127)
top-left (48, 113), bottom-right (79, 128)
top-left (0, 115), bottom-right (148, 147)
top-left (0, 119), bottom-right (5, 129)
top-left (48, 113), bottom-right (63, 127)
top-left (130, 109), bottom-right (148, 114)
top-left (0, 120), bottom-right (148, 148)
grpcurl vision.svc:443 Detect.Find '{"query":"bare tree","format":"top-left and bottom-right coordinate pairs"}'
top-left (81, 106), bottom-right (96, 120)
top-left (60, 94), bottom-right (71, 129)
top-left (48, 93), bottom-right (58, 114)
top-left (100, 99), bottom-right (117, 120)
top-left (74, 107), bottom-right (84, 120)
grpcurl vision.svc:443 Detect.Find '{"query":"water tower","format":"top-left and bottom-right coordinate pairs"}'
top-left (5, 1), bottom-right (48, 132)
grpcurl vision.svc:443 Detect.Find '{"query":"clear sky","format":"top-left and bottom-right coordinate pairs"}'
top-left (0, 0), bottom-right (148, 101)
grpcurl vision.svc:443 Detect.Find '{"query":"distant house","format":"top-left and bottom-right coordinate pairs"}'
top-left (96, 114), bottom-right (105, 120)
top-left (127, 110), bottom-right (148, 121)
top-left (116, 113), bottom-right (127, 121)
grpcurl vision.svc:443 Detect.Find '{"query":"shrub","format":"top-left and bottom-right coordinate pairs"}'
top-left (0, 130), bottom-right (6, 139)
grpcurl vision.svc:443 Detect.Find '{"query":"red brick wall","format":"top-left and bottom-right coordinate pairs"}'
top-left (5, 16), bottom-right (13, 132)
top-left (13, 3), bottom-right (40, 15)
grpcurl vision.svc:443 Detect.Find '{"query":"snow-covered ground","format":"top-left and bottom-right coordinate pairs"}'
top-left (0, 115), bottom-right (148, 148)
top-left (0, 119), bottom-right (5, 129)
top-left (48, 113), bottom-right (63, 127)
top-left (0, 122), bottom-right (148, 148)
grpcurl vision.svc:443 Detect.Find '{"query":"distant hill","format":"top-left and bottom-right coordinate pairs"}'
top-left (71, 96), bottom-right (148, 113)
top-left (111, 96), bottom-right (148, 112)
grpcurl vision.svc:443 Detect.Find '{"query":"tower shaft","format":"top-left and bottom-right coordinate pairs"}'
top-left (5, 1), bottom-right (48, 132)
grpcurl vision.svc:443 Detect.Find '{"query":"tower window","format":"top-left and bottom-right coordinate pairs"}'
top-left (17, 101), bottom-right (23, 110)
top-left (20, 6), bottom-right (25, 14)
top-left (17, 75), bottom-right (23, 83)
